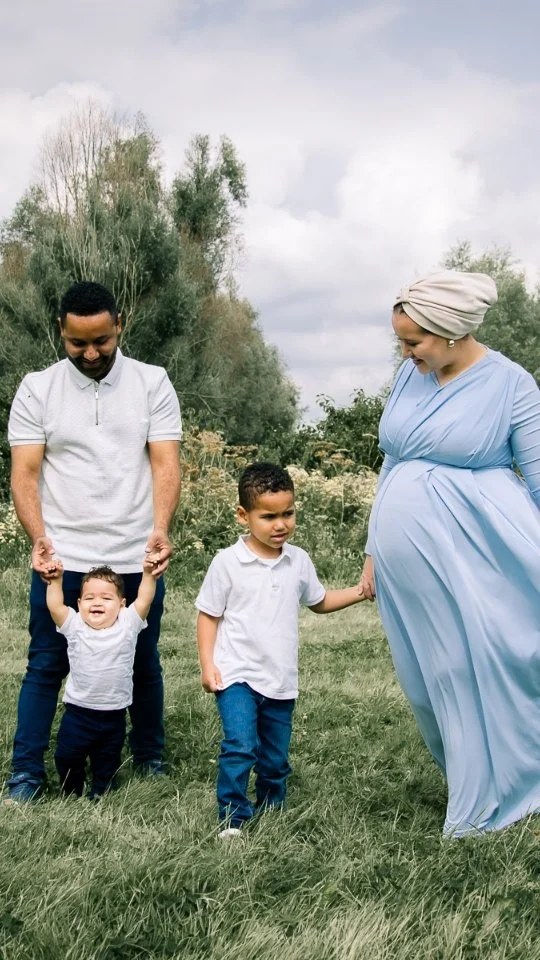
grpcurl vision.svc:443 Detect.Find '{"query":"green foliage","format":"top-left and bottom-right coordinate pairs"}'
top-left (443, 241), bottom-right (540, 380)
top-left (261, 390), bottom-right (385, 475)
top-left (170, 134), bottom-right (248, 290)
top-left (0, 104), bottom-right (298, 501)
top-left (163, 430), bottom-right (376, 587)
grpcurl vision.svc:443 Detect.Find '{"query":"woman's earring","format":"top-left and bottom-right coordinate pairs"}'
top-left (448, 339), bottom-right (455, 348)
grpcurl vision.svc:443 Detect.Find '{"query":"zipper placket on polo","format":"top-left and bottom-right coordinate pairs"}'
top-left (94, 382), bottom-right (99, 425)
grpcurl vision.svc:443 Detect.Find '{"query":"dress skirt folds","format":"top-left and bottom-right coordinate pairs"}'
top-left (367, 349), bottom-right (540, 836)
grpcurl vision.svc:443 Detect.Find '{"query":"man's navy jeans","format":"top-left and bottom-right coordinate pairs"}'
top-left (10, 570), bottom-right (165, 782)
top-left (215, 682), bottom-right (295, 828)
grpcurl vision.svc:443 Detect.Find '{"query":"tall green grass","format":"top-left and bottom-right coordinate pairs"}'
top-left (1, 580), bottom-right (540, 959)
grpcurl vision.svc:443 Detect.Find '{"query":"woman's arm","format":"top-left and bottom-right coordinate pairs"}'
top-left (510, 371), bottom-right (540, 505)
top-left (361, 452), bottom-right (400, 600)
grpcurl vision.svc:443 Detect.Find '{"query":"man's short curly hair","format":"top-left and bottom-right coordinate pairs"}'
top-left (59, 281), bottom-right (118, 324)
top-left (80, 565), bottom-right (125, 598)
top-left (238, 462), bottom-right (294, 510)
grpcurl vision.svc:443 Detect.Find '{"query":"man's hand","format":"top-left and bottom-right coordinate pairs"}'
top-left (144, 529), bottom-right (173, 577)
top-left (32, 536), bottom-right (56, 581)
top-left (201, 664), bottom-right (224, 693)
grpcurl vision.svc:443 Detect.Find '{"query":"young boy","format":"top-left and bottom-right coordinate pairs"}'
top-left (196, 462), bottom-right (365, 837)
top-left (46, 558), bottom-right (157, 798)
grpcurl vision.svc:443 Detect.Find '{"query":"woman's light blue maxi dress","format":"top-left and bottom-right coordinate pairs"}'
top-left (367, 349), bottom-right (540, 837)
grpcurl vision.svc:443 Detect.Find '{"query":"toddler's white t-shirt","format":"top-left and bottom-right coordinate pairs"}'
top-left (58, 605), bottom-right (147, 710)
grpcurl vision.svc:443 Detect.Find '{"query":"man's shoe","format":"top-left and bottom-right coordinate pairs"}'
top-left (4, 773), bottom-right (44, 805)
top-left (133, 760), bottom-right (167, 778)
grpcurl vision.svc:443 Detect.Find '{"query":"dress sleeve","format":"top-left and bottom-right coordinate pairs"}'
top-left (364, 453), bottom-right (400, 555)
top-left (510, 370), bottom-right (540, 506)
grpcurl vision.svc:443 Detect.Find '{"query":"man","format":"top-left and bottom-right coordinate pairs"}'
top-left (6, 280), bottom-right (181, 802)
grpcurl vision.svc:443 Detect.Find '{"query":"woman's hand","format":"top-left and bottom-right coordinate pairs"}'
top-left (360, 555), bottom-right (376, 601)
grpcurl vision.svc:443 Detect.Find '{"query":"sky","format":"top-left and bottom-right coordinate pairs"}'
top-left (1, 0), bottom-right (539, 418)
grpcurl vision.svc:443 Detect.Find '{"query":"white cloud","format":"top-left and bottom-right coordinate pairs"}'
top-left (0, 83), bottom-right (111, 217)
top-left (1, 1), bottom-right (539, 418)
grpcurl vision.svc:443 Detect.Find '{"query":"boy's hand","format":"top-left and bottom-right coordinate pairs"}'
top-left (45, 558), bottom-right (64, 580)
top-left (143, 553), bottom-right (161, 576)
top-left (201, 665), bottom-right (224, 693)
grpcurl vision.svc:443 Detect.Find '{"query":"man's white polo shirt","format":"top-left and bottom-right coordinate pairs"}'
top-left (8, 349), bottom-right (181, 572)
top-left (195, 536), bottom-right (326, 699)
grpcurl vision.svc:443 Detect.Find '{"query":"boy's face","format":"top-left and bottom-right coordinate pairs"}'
top-left (78, 577), bottom-right (126, 629)
top-left (237, 490), bottom-right (296, 557)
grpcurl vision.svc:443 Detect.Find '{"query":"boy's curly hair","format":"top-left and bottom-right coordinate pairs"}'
top-left (238, 462), bottom-right (294, 510)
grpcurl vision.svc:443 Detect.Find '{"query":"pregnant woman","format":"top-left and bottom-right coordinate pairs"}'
top-left (360, 270), bottom-right (540, 837)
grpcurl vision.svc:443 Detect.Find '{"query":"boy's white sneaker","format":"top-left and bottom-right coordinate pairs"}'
top-left (218, 827), bottom-right (242, 839)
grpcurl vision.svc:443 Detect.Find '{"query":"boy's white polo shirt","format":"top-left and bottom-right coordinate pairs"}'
top-left (8, 349), bottom-right (181, 572)
top-left (195, 537), bottom-right (326, 699)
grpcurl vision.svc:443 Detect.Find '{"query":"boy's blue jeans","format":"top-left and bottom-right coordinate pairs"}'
top-left (9, 570), bottom-right (165, 784)
top-left (215, 682), bottom-right (295, 828)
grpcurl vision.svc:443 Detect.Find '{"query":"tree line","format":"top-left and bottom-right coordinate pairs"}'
top-left (0, 103), bottom-right (539, 500)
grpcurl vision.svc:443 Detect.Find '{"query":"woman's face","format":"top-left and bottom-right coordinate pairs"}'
top-left (392, 309), bottom-right (451, 374)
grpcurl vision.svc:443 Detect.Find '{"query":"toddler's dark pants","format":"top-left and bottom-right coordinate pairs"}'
top-left (55, 702), bottom-right (126, 798)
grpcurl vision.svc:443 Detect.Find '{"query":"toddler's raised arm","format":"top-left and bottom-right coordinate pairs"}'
top-left (45, 559), bottom-right (70, 628)
top-left (133, 556), bottom-right (159, 621)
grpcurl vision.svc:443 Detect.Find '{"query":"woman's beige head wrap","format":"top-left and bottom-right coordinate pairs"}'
top-left (394, 270), bottom-right (498, 339)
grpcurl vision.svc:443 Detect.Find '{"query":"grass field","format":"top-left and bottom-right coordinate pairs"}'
top-left (1, 567), bottom-right (540, 959)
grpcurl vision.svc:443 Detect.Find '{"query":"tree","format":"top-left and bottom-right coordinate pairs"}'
top-left (170, 134), bottom-right (248, 292)
top-left (0, 104), bottom-right (298, 499)
top-left (443, 242), bottom-right (540, 380)
top-left (261, 389), bottom-right (385, 474)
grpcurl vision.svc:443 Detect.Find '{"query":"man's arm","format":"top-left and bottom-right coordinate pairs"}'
top-left (45, 561), bottom-right (70, 628)
top-left (146, 440), bottom-right (181, 577)
top-left (133, 559), bottom-right (158, 621)
top-left (197, 612), bottom-right (224, 693)
top-left (309, 584), bottom-right (365, 614)
top-left (11, 444), bottom-right (56, 576)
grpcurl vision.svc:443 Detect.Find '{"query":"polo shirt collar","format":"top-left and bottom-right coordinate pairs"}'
top-left (234, 535), bottom-right (292, 564)
top-left (66, 348), bottom-right (125, 389)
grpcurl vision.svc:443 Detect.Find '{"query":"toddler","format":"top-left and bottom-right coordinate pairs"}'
top-left (46, 558), bottom-right (157, 797)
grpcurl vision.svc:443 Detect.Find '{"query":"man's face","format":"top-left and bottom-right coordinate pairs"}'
top-left (60, 311), bottom-right (121, 380)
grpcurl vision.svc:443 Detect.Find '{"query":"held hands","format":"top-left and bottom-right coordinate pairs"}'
top-left (144, 529), bottom-right (173, 577)
top-left (359, 555), bottom-right (376, 602)
top-left (32, 537), bottom-right (57, 581)
top-left (143, 553), bottom-right (161, 576)
top-left (201, 664), bottom-right (224, 693)
top-left (44, 558), bottom-right (64, 581)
